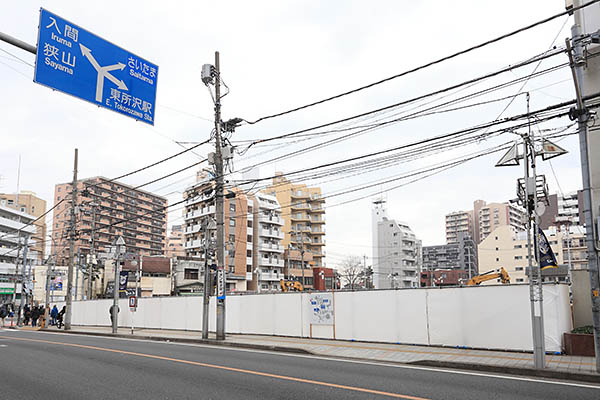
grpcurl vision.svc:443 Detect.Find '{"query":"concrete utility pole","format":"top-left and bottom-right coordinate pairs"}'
top-left (65, 148), bottom-right (78, 331)
top-left (44, 253), bottom-right (55, 327)
top-left (300, 232), bottom-right (306, 287)
top-left (113, 236), bottom-right (125, 334)
top-left (88, 202), bottom-right (97, 300)
top-left (567, 5), bottom-right (600, 371)
top-left (202, 219), bottom-right (214, 339)
top-left (213, 51), bottom-right (226, 341)
top-left (17, 235), bottom-right (28, 327)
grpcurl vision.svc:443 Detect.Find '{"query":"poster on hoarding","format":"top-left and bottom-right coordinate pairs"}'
top-left (308, 293), bottom-right (334, 325)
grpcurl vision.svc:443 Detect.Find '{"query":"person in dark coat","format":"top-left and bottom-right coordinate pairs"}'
top-left (56, 306), bottom-right (66, 329)
top-left (31, 306), bottom-right (39, 327)
top-left (23, 305), bottom-right (31, 325)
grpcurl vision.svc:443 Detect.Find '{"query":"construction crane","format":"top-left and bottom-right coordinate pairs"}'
top-left (280, 279), bottom-right (304, 292)
top-left (466, 268), bottom-right (511, 286)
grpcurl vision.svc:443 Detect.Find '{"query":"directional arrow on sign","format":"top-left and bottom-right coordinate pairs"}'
top-left (80, 44), bottom-right (128, 102)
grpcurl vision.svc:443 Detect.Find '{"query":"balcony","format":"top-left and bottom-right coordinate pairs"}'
top-left (291, 191), bottom-right (309, 199)
top-left (260, 228), bottom-right (284, 239)
top-left (259, 258), bottom-right (284, 268)
top-left (309, 205), bottom-right (325, 213)
top-left (184, 239), bottom-right (203, 249)
top-left (184, 206), bottom-right (215, 220)
top-left (258, 214), bottom-right (283, 225)
top-left (185, 224), bottom-right (202, 235)
top-left (311, 227), bottom-right (325, 235)
top-left (291, 202), bottom-right (309, 210)
top-left (259, 271), bottom-right (284, 281)
top-left (291, 213), bottom-right (310, 222)
top-left (259, 243), bottom-right (284, 253)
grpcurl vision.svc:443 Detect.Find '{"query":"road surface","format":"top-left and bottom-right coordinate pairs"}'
top-left (0, 329), bottom-right (598, 399)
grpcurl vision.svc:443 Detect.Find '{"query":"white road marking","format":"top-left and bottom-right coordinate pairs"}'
top-left (18, 330), bottom-right (600, 390)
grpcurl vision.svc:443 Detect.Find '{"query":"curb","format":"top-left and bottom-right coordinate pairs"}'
top-left (39, 328), bottom-right (314, 355)
top-left (410, 360), bottom-right (600, 384)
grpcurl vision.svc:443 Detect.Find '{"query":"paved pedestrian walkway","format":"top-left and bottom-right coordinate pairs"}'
top-left (38, 325), bottom-right (598, 381)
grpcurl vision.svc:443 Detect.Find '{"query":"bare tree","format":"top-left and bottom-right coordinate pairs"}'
top-left (339, 256), bottom-right (364, 290)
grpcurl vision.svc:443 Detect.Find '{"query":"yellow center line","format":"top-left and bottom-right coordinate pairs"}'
top-left (236, 336), bottom-right (596, 366)
top-left (4, 335), bottom-right (429, 400)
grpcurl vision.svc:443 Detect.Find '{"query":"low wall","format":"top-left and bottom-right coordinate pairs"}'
top-left (69, 283), bottom-right (572, 352)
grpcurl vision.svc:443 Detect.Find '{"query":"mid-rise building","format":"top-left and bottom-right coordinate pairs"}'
top-left (540, 190), bottom-right (584, 228)
top-left (0, 205), bottom-right (38, 302)
top-left (477, 225), bottom-right (582, 284)
top-left (51, 177), bottom-right (168, 264)
top-left (372, 200), bottom-right (422, 289)
top-left (166, 224), bottom-right (185, 258)
top-left (422, 232), bottom-right (478, 277)
top-left (0, 191), bottom-right (47, 261)
top-left (446, 199), bottom-right (526, 245)
top-left (266, 172), bottom-right (326, 268)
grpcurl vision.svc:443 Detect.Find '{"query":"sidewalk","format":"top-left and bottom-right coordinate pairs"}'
top-left (38, 325), bottom-right (599, 383)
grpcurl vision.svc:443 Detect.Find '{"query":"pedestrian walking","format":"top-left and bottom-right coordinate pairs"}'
top-left (23, 305), bottom-right (31, 326)
top-left (50, 305), bottom-right (58, 326)
top-left (0, 304), bottom-right (7, 327)
top-left (31, 306), bottom-right (39, 327)
top-left (56, 306), bottom-right (66, 329)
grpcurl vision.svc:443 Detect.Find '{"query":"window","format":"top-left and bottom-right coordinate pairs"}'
top-left (229, 234), bottom-right (235, 243)
top-left (515, 267), bottom-right (523, 271)
top-left (247, 250), bottom-right (252, 257)
top-left (514, 255), bottom-right (523, 260)
top-left (514, 244), bottom-right (522, 249)
top-left (495, 236), bottom-right (498, 240)
top-left (247, 220), bottom-right (252, 228)
top-left (229, 218), bottom-right (236, 227)
top-left (247, 265), bottom-right (252, 272)
top-left (58, 187), bottom-right (61, 192)
top-left (184, 268), bottom-right (199, 280)
top-left (247, 235), bottom-right (252, 243)
top-left (495, 257), bottom-right (499, 262)
top-left (8, 199), bottom-right (13, 205)
top-left (229, 203), bottom-right (236, 212)
top-left (516, 278), bottom-right (524, 282)
top-left (248, 206), bottom-right (253, 213)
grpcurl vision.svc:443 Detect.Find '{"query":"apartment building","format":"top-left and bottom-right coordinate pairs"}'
top-left (446, 199), bottom-right (526, 245)
top-left (51, 177), bottom-right (167, 264)
top-left (166, 224), bottom-right (185, 258)
top-left (0, 191), bottom-right (47, 261)
top-left (183, 178), bottom-right (250, 292)
top-left (477, 225), bottom-right (580, 284)
top-left (372, 200), bottom-right (422, 289)
top-left (540, 190), bottom-right (584, 228)
top-left (266, 172), bottom-right (326, 268)
top-left (0, 205), bottom-right (38, 302)
top-left (445, 210), bottom-right (474, 245)
top-left (422, 232), bottom-right (478, 277)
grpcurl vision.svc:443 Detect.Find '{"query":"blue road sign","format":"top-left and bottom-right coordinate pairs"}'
top-left (34, 9), bottom-right (158, 125)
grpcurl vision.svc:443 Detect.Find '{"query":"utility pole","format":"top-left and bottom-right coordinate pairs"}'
top-left (65, 149), bottom-right (78, 331)
top-left (566, 5), bottom-right (600, 371)
top-left (113, 236), bottom-right (125, 334)
top-left (131, 254), bottom-right (141, 335)
top-left (300, 232), bottom-right (305, 287)
top-left (88, 202), bottom-right (97, 300)
top-left (213, 51), bottom-right (226, 341)
top-left (75, 248), bottom-right (81, 301)
top-left (44, 253), bottom-right (55, 327)
top-left (202, 219), bottom-right (214, 339)
top-left (17, 235), bottom-right (28, 326)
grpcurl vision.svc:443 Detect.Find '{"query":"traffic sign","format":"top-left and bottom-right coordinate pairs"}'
top-left (34, 9), bottom-right (158, 125)
top-left (128, 295), bottom-right (137, 310)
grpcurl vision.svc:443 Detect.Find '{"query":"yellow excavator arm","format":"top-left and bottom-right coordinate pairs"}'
top-left (280, 279), bottom-right (304, 292)
top-left (466, 267), bottom-right (510, 286)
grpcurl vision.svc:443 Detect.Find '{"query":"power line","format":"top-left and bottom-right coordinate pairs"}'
top-left (242, 0), bottom-right (599, 125)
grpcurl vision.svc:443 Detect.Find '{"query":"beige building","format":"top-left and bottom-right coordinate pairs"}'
top-left (52, 177), bottom-right (168, 264)
top-left (0, 191), bottom-right (47, 261)
top-left (32, 264), bottom-right (85, 303)
top-left (166, 224), bottom-right (185, 258)
top-left (477, 225), bottom-right (584, 284)
top-left (266, 172), bottom-right (326, 269)
top-left (446, 200), bottom-right (526, 245)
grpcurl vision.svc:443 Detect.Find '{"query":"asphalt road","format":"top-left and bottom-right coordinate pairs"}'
top-left (1, 329), bottom-right (599, 400)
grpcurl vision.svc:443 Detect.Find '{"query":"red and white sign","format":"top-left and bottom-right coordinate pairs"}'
top-left (128, 295), bottom-right (137, 310)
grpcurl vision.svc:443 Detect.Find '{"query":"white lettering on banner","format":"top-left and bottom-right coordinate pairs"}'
top-left (114, 102), bottom-right (144, 119)
top-left (44, 57), bottom-right (73, 75)
top-left (51, 32), bottom-right (72, 48)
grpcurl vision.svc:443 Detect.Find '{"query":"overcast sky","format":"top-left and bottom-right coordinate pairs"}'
top-left (0, 1), bottom-right (585, 268)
